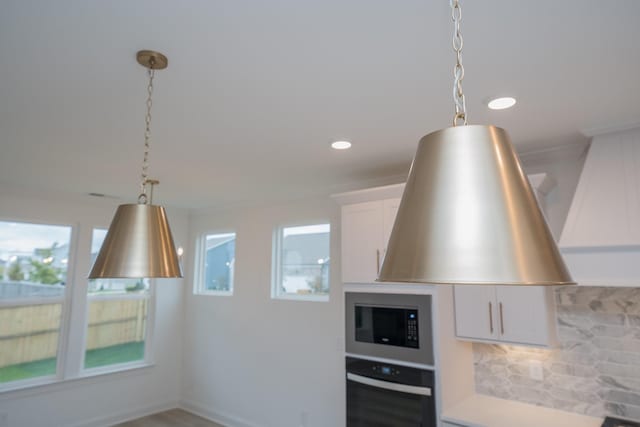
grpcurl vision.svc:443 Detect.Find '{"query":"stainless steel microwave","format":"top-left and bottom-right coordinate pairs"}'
top-left (345, 292), bottom-right (433, 365)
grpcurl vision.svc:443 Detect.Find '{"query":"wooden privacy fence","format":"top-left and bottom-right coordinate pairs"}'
top-left (0, 298), bottom-right (147, 368)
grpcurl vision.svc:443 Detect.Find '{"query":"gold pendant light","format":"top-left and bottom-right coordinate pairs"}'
top-left (89, 51), bottom-right (182, 279)
top-left (378, 1), bottom-right (573, 286)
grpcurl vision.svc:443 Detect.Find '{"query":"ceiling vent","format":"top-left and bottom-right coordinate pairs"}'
top-left (559, 127), bottom-right (640, 286)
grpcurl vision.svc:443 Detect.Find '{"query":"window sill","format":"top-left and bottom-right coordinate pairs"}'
top-left (0, 361), bottom-right (154, 400)
top-left (193, 290), bottom-right (233, 297)
top-left (272, 294), bottom-right (329, 302)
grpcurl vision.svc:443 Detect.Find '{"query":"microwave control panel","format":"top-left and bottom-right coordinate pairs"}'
top-left (406, 310), bottom-right (419, 343)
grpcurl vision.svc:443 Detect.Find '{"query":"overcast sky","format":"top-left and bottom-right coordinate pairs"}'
top-left (0, 221), bottom-right (72, 260)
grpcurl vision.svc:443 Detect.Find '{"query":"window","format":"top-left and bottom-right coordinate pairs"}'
top-left (273, 224), bottom-right (330, 300)
top-left (84, 229), bottom-right (150, 370)
top-left (195, 232), bottom-right (236, 295)
top-left (0, 220), bottom-right (72, 385)
top-left (0, 219), bottom-right (161, 393)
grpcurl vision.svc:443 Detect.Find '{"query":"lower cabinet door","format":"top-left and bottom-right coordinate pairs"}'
top-left (454, 285), bottom-right (557, 347)
top-left (453, 285), bottom-right (497, 341)
top-left (496, 286), bottom-right (553, 346)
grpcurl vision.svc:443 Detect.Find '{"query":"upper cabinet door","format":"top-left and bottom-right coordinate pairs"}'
top-left (453, 285), bottom-right (498, 341)
top-left (382, 198), bottom-right (401, 245)
top-left (381, 198), bottom-right (401, 264)
top-left (341, 201), bottom-right (384, 283)
top-left (495, 286), bottom-right (554, 346)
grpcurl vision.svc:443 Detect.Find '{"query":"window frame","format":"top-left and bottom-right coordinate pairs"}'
top-left (80, 285), bottom-right (156, 375)
top-left (0, 217), bottom-right (77, 392)
top-left (79, 227), bottom-right (157, 375)
top-left (193, 230), bottom-right (236, 296)
top-left (271, 222), bottom-right (331, 302)
top-left (0, 219), bottom-right (158, 394)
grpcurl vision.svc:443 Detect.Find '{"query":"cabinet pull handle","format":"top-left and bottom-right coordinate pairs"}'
top-left (499, 302), bottom-right (505, 335)
top-left (376, 249), bottom-right (381, 273)
top-left (488, 302), bottom-right (493, 334)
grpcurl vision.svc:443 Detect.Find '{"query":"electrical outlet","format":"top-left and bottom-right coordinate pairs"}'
top-left (528, 360), bottom-right (544, 381)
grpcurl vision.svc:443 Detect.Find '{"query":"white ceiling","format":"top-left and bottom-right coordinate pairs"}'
top-left (1, 0), bottom-right (639, 209)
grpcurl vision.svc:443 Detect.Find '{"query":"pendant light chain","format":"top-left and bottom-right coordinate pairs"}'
top-left (138, 66), bottom-right (155, 204)
top-left (451, 0), bottom-right (467, 126)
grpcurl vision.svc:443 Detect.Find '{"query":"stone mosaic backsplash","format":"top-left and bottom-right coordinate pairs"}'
top-left (474, 286), bottom-right (640, 420)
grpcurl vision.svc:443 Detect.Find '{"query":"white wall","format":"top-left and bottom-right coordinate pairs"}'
top-left (181, 198), bottom-right (344, 427)
top-left (0, 188), bottom-right (188, 427)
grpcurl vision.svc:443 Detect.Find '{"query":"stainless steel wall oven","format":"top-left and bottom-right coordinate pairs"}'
top-left (346, 357), bottom-right (436, 427)
top-left (345, 292), bottom-right (436, 426)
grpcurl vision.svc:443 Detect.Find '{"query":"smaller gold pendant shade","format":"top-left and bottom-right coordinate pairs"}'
top-left (88, 204), bottom-right (182, 279)
top-left (378, 125), bottom-right (574, 286)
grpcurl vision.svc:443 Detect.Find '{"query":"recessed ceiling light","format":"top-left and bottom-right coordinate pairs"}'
top-left (487, 97), bottom-right (517, 110)
top-left (331, 140), bottom-right (352, 150)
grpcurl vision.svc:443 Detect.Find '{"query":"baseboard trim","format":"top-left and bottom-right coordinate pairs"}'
top-left (67, 400), bottom-right (179, 427)
top-left (179, 398), bottom-right (261, 427)
top-left (65, 396), bottom-right (261, 427)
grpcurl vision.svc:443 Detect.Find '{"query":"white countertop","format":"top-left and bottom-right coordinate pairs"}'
top-left (441, 394), bottom-right (603, 427)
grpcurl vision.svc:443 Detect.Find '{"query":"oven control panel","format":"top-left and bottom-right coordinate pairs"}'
top-left (346, 357), bottom-right (435, 388)
top-left (372, 364), bottom-right (401, 377)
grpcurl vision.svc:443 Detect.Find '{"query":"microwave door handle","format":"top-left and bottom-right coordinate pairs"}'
top-left (347, 373), bottom-right (432, 397)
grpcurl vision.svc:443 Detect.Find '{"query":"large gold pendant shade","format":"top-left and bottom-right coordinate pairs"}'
top-left (378, 125), bottom-right (574, 286)
top-left (88, 204), bottom-right (182, 279)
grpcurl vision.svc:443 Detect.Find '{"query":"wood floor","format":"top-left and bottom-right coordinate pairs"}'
top-left (114, 409), bottom-right (225, 427)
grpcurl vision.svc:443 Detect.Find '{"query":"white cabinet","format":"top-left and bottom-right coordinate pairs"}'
top-left (341, 198), bottom-right (401, 283)
top-left (454, 285), bottom-right (557, 347)
top-left (382, 198), bottom-right (401, 246)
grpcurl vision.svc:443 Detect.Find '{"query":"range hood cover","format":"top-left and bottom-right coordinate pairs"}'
top-left (559, 127), bottom-right (640, 286)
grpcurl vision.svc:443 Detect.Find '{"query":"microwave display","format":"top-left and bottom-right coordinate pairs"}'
top-left (355, 305), bottom-right (419, 348)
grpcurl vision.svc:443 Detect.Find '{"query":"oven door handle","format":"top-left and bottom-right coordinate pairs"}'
top-left (347, 373), bottom-right (432, 396)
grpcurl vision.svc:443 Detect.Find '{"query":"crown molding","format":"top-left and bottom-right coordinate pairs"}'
top-left (581, 121), bottom-right (640, 138)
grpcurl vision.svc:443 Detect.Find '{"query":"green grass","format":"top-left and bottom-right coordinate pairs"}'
top-left (0, 357), bottom-right (56, 383)
top-left (84, 341), bottom-right (145, 369)
top-left (0, 341), bottom-right (145, 384)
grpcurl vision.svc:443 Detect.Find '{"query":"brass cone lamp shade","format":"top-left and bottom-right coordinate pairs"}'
top-left (89, 204), bottom-right (182, 278)
top-left (378, 125), bottom-right (574, 285)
